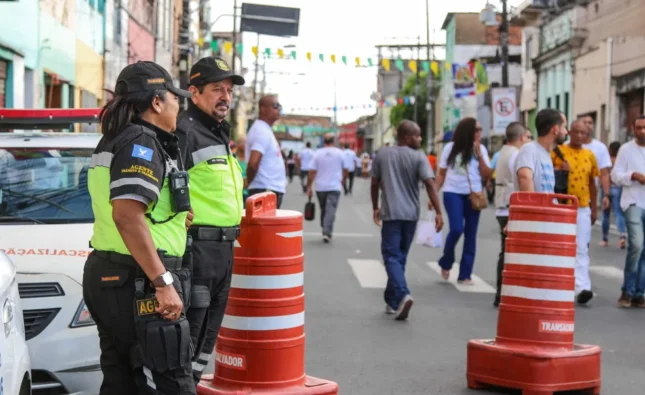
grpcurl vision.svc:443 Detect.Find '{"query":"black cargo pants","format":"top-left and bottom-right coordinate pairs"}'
top-left (82, 252), bottom-right (196, 395)
top-left (186, 228), bottom-right (235, 384)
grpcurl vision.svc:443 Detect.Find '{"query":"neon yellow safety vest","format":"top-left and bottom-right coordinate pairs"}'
top-left (89, 123), bottom-right (188, 257)
top-left (177, 105), bottom-right (243, 227)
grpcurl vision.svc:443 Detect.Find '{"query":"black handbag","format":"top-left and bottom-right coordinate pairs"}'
top-left (553, 146), bottom-right (569, 195)
top-left (304, 197), bottom-right (315, 221)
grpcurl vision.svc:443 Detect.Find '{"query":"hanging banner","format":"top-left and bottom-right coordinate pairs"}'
top-left (452, 63), bottom-right (476, 98)
top-left (492, 87), bottom-right (519, 135)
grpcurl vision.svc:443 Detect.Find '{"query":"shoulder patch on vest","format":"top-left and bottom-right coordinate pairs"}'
top-left (207, 158), bottom-right (227, 165)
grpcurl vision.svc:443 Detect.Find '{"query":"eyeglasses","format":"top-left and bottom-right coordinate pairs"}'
top-left (272, 103), bottom-right (282, 110)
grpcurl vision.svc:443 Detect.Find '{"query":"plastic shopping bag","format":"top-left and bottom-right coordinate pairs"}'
top-left (415, 211), bottom-right (443, 248)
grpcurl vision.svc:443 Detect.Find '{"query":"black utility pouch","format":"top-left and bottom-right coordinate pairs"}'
top-left (133, 279), bottom-right (194, 372)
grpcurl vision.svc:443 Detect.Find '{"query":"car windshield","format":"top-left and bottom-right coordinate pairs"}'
top-left (0, 147), bottom-right (94, 224)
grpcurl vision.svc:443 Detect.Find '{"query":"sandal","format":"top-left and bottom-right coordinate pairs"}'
top-left (619, 236), bottom-right (626, 250)
top-left (441, 269), bottom-right (449, 280)
top-left (458, 279), bottom-right (473, 285)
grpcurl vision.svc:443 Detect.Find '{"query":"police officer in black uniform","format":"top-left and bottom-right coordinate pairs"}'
top-left (83, 61), bottom-right (196, 394)
top-left (175, 57), bottom-right (245, 382)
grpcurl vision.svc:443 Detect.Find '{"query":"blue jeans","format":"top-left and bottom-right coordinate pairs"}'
top-left (438, 192), bottom-right (481, 281)
top-left (602, 186), bottom-right (627, 240)
top-left (381, 220), bottom-right (417, 310)
top-left (623, 205), bottom-right (645, 297)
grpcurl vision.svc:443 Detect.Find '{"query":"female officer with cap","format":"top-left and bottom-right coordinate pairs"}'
top-left (83, 61), bottom-right (196, 394)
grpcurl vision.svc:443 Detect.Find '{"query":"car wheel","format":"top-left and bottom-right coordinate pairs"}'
top-left (19, 375), bottom-right (31, 395)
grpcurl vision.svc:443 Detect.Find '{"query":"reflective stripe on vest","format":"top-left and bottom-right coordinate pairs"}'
top-left (88, 153), bottom-right (188, 257)
top-left (189, 144), bottom-right (243, 227)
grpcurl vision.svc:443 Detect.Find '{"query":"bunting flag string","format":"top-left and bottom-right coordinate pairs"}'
top-left (286, 95), bottom-right (421, 114)
top-left (207, 39), bottom-right (448, 77)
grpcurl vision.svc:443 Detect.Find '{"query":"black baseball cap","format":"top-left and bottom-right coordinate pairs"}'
top-left (115, 61), bottom-right (191, 98)
top-left (190, 57), bottom-right (245, 87)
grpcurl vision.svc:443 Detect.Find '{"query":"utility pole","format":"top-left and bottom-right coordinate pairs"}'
top-left (425, 0), bottom-right (433, 153)
top-left (178, 0), bottom-right (191, 109)
top-left (251, 34), bottom-right (261, 116)
top-left (413, 35), bottom-right (420, 123)
top-left (500, 0), bottom-right (509, 87)
top-left (230, 0), bottom-right (239, 133)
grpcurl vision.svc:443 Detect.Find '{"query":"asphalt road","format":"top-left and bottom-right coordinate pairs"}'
top-left (203, 177), bottom-right (644, 395)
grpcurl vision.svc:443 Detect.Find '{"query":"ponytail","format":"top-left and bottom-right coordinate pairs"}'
top-left (99, 86), bottom-right (168, 141)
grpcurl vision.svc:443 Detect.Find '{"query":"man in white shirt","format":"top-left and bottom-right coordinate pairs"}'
top-left (342, 144), bottom-right (358, 195)
top-left (493, 122), bottom-right (532, 307)
top-left (298, 142), bottom-right (314, 193)
top-left (306, 134), bottom-right (349, 243)
top-left (579, 115), bottom-right (612, 229)
top-left (610, 114), bottom-right (645, 308)
top-left (246, 95), bottom-right (287, 208)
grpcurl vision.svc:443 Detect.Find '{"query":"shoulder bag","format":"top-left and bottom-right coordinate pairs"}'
top-left (465, 158), bottom-right (488, 211)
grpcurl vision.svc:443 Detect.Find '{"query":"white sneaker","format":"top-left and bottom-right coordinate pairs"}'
top-left (394, 295), bottom-right (414, 321)
top-left (385, 305), bottom-right (396, 315)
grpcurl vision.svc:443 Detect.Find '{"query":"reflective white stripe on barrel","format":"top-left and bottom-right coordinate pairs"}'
top-left (222, 312), bottom-right (305, 331)
top-left (507, 220), bottom-right (576, 235)
top-left (277, 230), bottom-right (303, 238)
top-left (231, 273), bottom-right (304, 289)
top-left (504, 252), bottom-right (575, 269)
top-left (502, 285), bottom-right (574, 302)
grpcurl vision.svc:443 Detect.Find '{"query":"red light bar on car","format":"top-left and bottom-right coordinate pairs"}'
top-left (0, 108), bottom-right (101, 130)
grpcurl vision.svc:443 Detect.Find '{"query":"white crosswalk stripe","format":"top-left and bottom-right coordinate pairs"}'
top-left (347, 259), bottom-right (387, 288)
top-left (426, 261), bottom-right (496, 294)
top-left (346, 257), bottom-right (628, 295)
top-left (590, 265), bottom-right (624, 280)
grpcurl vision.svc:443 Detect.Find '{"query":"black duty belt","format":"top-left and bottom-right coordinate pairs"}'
top-left (93, 250), bottom-right (183, 271)
top-left (189, 226), bottom-right (240, 242)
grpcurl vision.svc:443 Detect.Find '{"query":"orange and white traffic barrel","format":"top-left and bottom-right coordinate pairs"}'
top-left (466, 192), bottom-right (601, 395)
top-left (197, 192), bottom-right (339, 395)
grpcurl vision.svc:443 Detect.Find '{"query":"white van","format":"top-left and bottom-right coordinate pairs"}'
top-left (0, 109), bottom-right (103, 394)
top-left (0, 251), bottom-right (32, 395)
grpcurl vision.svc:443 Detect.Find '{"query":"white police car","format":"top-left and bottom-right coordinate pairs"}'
top-left (0, 251), bottom-right (32, 395)
top-left (0, 109), bottom-right (103, 394)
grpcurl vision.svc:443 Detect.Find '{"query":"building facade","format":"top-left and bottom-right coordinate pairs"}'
top-left (441, 12), bottom-right (523, 140)
top-left (572, 0), bottom-right (645, 143)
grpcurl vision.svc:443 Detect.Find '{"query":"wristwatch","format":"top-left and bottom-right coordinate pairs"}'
top-left (152, 271), bottom-right (174, 288)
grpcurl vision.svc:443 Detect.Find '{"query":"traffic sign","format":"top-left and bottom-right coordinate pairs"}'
top-left (492, 87), bottom-right (519, 135)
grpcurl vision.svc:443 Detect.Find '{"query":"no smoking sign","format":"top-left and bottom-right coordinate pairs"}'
top-left (495, 98), bottom-right (515, 117)
top-left (492, 88), bottom-right (518, 135)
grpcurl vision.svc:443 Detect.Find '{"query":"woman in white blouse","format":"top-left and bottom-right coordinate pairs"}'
top-left (434, 118), bottom-right (493, 284)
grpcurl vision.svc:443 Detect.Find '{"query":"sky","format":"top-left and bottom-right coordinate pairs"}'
top-left (211, 0), bottom-right (526, 124)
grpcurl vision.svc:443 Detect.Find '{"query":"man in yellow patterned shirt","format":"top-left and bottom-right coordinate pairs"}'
top-left (552, 120), bottom-right (599, 305)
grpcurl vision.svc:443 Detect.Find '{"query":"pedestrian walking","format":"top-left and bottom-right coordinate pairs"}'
top-left (601, 141), bottom-right (627, 248)
top-left (246, 95), bottom-right (287, 207)
top-left (493, 122), bottom-right (532, 307)
top-left (579, 115), bottom-right (612, 220)
top-left (287, 150), bottom-right (296, 183)
top-left (298, 142), bottom-right (314, 193)
top-left (174, 56), bottom-right (245, 382)
top-left (342, 144), bottom-right (358, 195)
top-left (371, 120), bottom-right (443, 320)
top-left (306, 134), bottom-right (348, 242)
top-left (551, 120), bottom-right (599, 305)
top-left (514, 108), bottom-right (567, 193)
top-left (610, 114), bottom-right (645, 308)
top-left (82, 61), bottom-right (196, 394)
top-left (434, 117), bottom-right (493, 284)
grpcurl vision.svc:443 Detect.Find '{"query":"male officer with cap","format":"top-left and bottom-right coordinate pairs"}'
top-left (176, 56), bottom-right (245, 383)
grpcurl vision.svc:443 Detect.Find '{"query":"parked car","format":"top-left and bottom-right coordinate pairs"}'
top-left (0, 251), bottom-right (32, 395)
top-left (0, 108), bottom-right (103, 394)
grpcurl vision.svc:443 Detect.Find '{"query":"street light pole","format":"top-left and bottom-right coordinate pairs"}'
top-left (425, 0), bottom-right (433, 153)
top-left (500, 0), bottom-right (509, 87)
